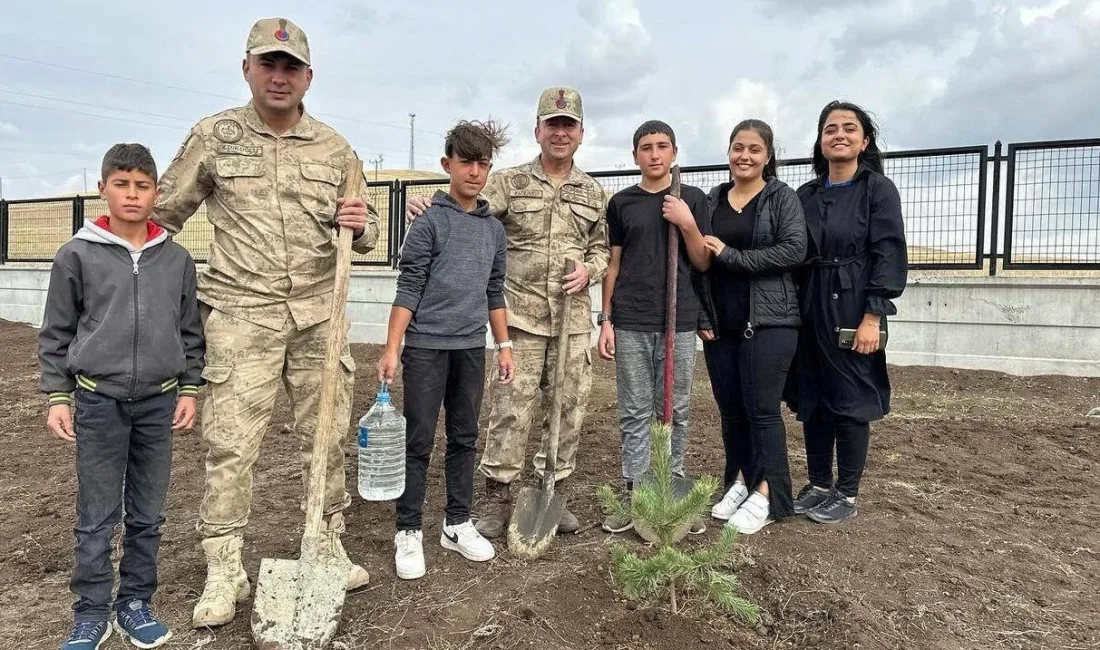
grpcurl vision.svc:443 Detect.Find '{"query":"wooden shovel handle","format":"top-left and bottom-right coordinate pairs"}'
top-left (662, 166), bottom-right (681, 425)
top-left (303, 157), bottom-right (363, 543)
top-left (544, 258), bottom-right (576, 494)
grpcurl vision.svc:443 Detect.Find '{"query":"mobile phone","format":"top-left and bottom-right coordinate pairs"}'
top-left (838, 328), bottom-right (888, 350)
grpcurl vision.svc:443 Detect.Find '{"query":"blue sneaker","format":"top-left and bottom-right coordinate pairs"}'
top-left (60, 620), bottom-right (111, 650)
top-left (114, 599), bottom-right (172, 648)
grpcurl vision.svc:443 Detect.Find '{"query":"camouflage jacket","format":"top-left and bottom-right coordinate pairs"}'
top-left (153, 103), bottom-right (379, 331)
top-left (482, 156), bottom-right (609, 336)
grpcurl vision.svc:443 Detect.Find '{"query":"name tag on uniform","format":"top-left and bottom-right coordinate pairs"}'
top-left (508, 188), bottom-right (543, 199)
top-left (216, 143), bottom-right (263, 156)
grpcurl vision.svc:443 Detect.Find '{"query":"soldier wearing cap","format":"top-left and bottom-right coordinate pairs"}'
top-left (154, 17), bottom-right (379, 628)
top-left (407, 87), bottom-right (609, 538)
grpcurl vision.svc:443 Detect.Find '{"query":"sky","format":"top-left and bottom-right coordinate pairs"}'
top-left (0, 0), bottom-right (1098, 199)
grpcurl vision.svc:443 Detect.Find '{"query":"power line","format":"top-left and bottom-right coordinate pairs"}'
top-left (0, 100), bottom-right (186, 130)
top-left (1, 167), bottom-right (83, 180)
top-left (0, 88), bottom-right (195, 123)
top-left (0, 52), bottom-right (444, 136)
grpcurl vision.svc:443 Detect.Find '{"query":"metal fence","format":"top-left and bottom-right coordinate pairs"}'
top-left (2, 138), bottom-right (1098, 273)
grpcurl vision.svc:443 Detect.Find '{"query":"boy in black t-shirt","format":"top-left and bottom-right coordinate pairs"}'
top-left (597, 120), bottom-right (711, 533)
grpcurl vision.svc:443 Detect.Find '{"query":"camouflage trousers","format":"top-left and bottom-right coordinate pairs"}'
top-left (196, 306), bottom-right (355, 539)
top-left (478, 327), bottom-right (593, 484)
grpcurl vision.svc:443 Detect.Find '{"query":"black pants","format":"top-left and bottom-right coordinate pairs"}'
top-left (803, 410), bottom-right (870, 498)
top-left (71, 388), bottom-right (175, 622)
top-left (396, 346), bottom-right (485, 530)
top-left (703, 327), bottom-right (797, 519)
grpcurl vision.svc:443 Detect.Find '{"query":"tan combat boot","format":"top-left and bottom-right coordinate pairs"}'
top-left (192, 535), bottom-right (249, 628)
top-left (319, 512), bottom-right (370, 591)
top-left (474, 479), bottom-right (511, 539)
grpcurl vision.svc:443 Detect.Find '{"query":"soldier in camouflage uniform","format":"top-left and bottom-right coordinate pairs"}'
top-left (408, 88), bottom-right (609, 538)
top-left (153, 18), bottom-right (379, 629)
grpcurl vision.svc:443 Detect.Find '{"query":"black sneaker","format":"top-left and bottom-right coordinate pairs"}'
top-left (805, 491), bottom-right (857, 524)
top-left (793, 484), bottom-right (832, 515)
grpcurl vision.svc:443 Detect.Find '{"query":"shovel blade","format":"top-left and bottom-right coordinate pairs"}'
top-left (506, 486), bottom-right (566, 560)
top-left (251, 557), bottom-right (347, 650)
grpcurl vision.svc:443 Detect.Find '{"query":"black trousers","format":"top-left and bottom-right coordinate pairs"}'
top-left (71, 388), bottom-right (175, 622)
top-left (803, 410), bottom-right (870, 498)
top-left (395, 346), bottom-right (485, 530)
top-left (703, 327), bottom-right (797, 519)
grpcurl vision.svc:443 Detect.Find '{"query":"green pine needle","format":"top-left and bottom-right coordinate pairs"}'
top-left (598, 419), bottom-right (760, 623)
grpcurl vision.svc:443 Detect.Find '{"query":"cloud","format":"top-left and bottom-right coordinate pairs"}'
top-left (0, 122), bottom-right (19, 136)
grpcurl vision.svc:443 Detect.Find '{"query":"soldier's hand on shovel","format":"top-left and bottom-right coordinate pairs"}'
top-left (562, 261), bottom-right (589, 295)
top-left (335, 197), bottom-right (369, 237)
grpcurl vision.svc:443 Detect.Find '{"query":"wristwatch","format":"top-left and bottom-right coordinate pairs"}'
top-left (597, 313), bottom-right (611, 325)
top-left (495, 341), bottom-right (513, 351)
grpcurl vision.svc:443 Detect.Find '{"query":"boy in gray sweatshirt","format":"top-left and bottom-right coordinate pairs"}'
top-left (40, 144), bottom-right (204, 650)
top-left (377, 120), bottom-right (514, 580)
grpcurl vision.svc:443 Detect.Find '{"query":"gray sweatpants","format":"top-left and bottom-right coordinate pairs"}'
top-left (614, 329), bottom-right (697, 482)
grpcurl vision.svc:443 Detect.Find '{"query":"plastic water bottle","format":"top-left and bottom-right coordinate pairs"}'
top-left (357, 381), bottom-right (406, 501)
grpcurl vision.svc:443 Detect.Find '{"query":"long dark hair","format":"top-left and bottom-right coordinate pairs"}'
top-left (811, 100), bottom-right (883, 177)
top-left (729, 119), bottom-right (778, 181)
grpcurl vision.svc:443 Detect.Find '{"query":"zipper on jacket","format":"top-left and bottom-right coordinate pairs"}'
top-left (128, 257), bottom-right (139, 400)
top-left (744, 184), bottom-right (768, 339)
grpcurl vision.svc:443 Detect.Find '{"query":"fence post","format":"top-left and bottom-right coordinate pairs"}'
top-left (988, 140), bottom-right (1002, 276)
top-left (72, 196), bottom-right (85, 236)
top-left (392, 180), bottom-right (405, 270)
top-left (0, 199), bottom-right (8, 265)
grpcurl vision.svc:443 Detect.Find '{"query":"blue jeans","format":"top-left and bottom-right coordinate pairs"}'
top-left (614, 330), bottom-right (697, 483)
top-left (71, 388), bottom-right (175, 622)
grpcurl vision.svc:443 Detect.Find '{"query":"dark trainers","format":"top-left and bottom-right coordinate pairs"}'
top-left (115, 599), bottom-right (172, 648)
top-left (60, 620), bottom-right (111, 650)
top-left (474, 479), bottom-right (511, 539)
top-left (793, 484), bottom-right (833, 515)
top-left (805, 491), bottom-right (858, 525)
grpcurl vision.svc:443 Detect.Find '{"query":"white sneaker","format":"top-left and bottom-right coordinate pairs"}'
top-left (727, 491), bottom-right (773, 535)
top-left (711, 482), bottom-right (749, 520)
top-left (394, 530), bottom-right (426, 580)
top-left (440, 519), bottom-right (496, 562)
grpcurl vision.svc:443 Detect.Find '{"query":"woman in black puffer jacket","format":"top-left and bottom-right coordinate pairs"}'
top-left (692, 119), bottom-right (807, 535)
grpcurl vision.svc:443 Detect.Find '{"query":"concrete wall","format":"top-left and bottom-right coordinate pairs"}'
top-left (2, 265), bottom-right (1097, 377)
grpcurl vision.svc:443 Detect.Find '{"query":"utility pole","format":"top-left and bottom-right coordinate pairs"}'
top-left (408, 113), bottom-right (416, 170)
top-left (83, 168), bottom-right (88, 193)
top-left (369, 154), bottom-right (384, 181)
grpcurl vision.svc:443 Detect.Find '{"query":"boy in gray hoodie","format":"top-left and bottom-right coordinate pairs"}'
top-left (377, 120), bottom-right (513, 580)
top-left (39, 143), bottom-right (204, 650)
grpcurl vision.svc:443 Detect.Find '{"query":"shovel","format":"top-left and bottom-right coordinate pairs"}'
top-left (507, 258), bottom-right (577, 559)
top-left (634, 166), bottom-right (694, 544)
top-left (251, 157), bottom-right (363, 650)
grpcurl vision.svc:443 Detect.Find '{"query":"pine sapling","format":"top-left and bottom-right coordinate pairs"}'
top-left (598, 421), bottom-right (759, 621)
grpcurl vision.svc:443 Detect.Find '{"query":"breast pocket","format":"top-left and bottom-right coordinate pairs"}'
top-left (214, 157), bottom-right (267, 211)
top-left (506, 198), bottom-right (547, 246)
top-left (298, 162), bottom-right (342, 220)
top-left (568, 202), bottom-right (601, 243)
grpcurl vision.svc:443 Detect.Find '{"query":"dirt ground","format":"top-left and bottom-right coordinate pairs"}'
top-left (1, 318), bottom-right (1097, 650)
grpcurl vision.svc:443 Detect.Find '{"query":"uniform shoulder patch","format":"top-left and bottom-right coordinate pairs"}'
top-left (213, 119), bottom-right (244, 144)
top-left (510, 173), bottom-right (531, 190)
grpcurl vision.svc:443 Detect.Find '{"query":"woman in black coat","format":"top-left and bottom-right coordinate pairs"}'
top-left (693, 119), bottom-right (806, 535)
top-left (789, 101), bottom-right (907, 524)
